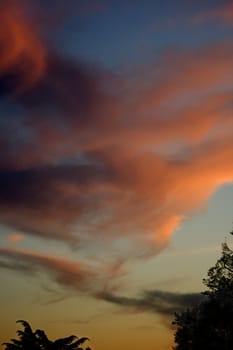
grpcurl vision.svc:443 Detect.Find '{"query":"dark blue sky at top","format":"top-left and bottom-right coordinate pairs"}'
top-left (46, 0), bottom-right (233, 68)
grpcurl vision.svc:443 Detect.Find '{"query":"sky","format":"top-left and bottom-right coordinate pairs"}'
top-left (0, 0), bottom-right (233, 349)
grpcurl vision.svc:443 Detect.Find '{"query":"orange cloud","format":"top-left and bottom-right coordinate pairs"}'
top-left (8, 233), bottom-right (24, 243)
top-left (0, 2), bottom-right (233, 262)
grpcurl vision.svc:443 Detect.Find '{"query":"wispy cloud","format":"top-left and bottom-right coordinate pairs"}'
top-left (0, 244), bottom-right (204, 322)
top-left (0, 247), bottom-right (95, 292)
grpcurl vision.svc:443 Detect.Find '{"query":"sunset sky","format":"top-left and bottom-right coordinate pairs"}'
top-left (0, 1), bottom-right (233, 349)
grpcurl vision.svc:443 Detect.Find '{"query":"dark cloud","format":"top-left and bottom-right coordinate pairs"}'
top-left (15, 55), bottom-right (108, 127)
top-left (0, 259), bottom-right (34, 274)
top-left (0, 163), bottom-right (112, 242)
top-left (98, 289), bottom-right (205, 317)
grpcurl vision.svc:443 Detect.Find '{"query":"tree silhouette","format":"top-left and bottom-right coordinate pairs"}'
top-left (3, 320), bottom-right (40, 350)
top-left (3, 320), bottom-right (91, 350)
top-left (172, 242), bottom-right (233, 350)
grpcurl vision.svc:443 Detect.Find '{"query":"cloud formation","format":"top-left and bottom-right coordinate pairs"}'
top-left (98, 289), bottom-right (205, 326)
top-left (0, 1), bottom-right (233, 262)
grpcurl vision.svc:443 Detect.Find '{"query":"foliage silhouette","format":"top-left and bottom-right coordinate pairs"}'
top-left (172, 242), bottom-right (233, 350)
top-left (3, 320), bottom-right (91, 350)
